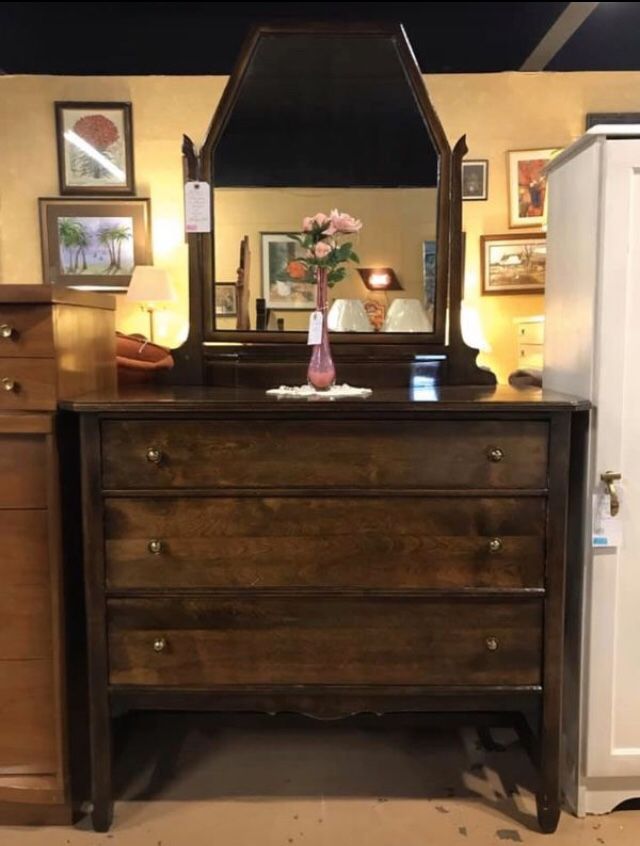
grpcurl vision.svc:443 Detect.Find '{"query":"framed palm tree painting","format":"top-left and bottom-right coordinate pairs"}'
top-left (39, 198), bottom-right (151, 290)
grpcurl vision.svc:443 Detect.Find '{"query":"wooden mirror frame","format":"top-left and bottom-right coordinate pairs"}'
top-left (173, 22), bottom-right (495, 388)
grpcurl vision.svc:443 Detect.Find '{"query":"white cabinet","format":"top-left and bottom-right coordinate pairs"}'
top-left (545, 133), bottom-right (640, 815)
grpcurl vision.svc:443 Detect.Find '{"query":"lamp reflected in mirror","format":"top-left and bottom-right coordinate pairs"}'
top-left (327, 299), bottom-right (371, 332)
top-left (383, 299), bottom-right (433, 333)
top-left (358, 267), bottom-right (402, 291)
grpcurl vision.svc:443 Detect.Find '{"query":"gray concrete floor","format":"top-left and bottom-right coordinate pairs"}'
top-left (2, 713), bottom-right (639, 844)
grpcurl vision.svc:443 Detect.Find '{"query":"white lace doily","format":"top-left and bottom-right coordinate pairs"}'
top-left (266, 383), bottom-right (372, 399)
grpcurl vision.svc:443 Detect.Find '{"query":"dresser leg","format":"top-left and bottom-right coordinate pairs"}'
top-left (89, 704), bottom-right (113, 831)
top-left (92, 799), bottom-right (114, 833)
top-left (536, 792), bottom-right (560, 834)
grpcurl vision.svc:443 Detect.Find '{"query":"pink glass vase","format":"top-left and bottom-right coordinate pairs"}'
top-left (307, 266), bottom-right (336, 390)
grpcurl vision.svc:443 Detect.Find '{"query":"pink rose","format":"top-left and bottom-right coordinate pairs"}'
top-left (329, 208), bottom-right (362, 234)
top-left (303, 212), bottom-right (331, 232)
top-left (311, 241), bottom-right (332, 259)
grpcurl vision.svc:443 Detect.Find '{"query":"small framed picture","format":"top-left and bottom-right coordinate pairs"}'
top-left (481, 233), bottom-right (546, 295)
top-left (261, 232), bottom-right (315, 310)
top-left (462, 160), bottom-right (488, 200)
top-left (55, 101), bottom-right (135, 195)
top-left (507, 148), bottom-right (559, 228)
top-left (215, 283), bottom-right (238, 316)
top-left (39, 197), bottom-right (151, 290)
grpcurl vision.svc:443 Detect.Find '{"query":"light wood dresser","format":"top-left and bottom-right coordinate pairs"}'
top-left (63, 384), bottom-right (588, 833)
top-left (515, 316), bottom-right (545, 370)
top-left (0, 285), bottom-right (115, 824)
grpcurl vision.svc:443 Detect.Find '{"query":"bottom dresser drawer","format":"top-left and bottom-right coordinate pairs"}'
top-left (108, 597), bottom-right (542, 687)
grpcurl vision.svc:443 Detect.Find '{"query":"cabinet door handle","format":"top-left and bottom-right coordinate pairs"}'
top-left (600, 471), bottom-right (622, 517)
top-left (0, 324), bottom-right (16, 340)
top-left (148, 539), bottom-right (163, 555)
top-left (1, 377), bottom-right (17, 393)
top-left (485, 636), bottom-right (499, 652)
top-left (488, 537), bottom-right (503, 553)
top-left (146, 446), bottom-right (163, 464)
top-left (487, 446), bottom-right (504, 463)
top-left (153, 636), bottom-right (167, 653)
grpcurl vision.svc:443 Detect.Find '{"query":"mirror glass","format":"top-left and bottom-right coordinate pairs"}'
top-left (212, 32), bottom-right (440, 334)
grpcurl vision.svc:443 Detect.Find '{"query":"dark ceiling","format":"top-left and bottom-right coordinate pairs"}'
top-left (1, 2), bottom-right (639, 76)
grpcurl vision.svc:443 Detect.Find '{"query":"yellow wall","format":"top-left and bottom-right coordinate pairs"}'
top-left (3, 71), bottom-right (640, 379)
top-left (214, 187), bottom-right (437, 331)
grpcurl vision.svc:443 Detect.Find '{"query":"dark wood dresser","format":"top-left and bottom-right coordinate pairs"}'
top-left (63, 384), bottom-right (588, 832)
top-left (0, 285), bottom-right (115, 824)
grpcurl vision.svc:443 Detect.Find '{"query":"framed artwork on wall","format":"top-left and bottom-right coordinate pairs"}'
top-left (260, 232), bottom-right (315, 310)
top-left (481, 232), bottom-right (546, 295)
top-left (54, 101), bottom-right (135, 195)
top-left (39, 197), bottom-right (151, 290)
top-left (214, 283), bottom-right (238, 316)
top-left (462, 160), bottom-right (488, 200)
top-left (507, 148), bottom-right (559, 228)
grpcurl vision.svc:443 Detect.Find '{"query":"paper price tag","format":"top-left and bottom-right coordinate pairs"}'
top-left (592, 492), bottom-right (623, 548)
top-left (184, 181), bottom-right (211, 233)
top-left (307, 311), bottom-right (323, 345)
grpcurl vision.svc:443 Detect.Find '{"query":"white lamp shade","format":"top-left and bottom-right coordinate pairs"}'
top-left (127, 266), bottom-right (175, 303)
top-left (383, 298), bottom-right (433, 332)
top-left (461, 302), bottom-right (491, 352)
top-left (327, 299), bottom-right (371, 332)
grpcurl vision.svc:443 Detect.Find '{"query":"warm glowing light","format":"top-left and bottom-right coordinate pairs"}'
top-left (152, 216), bottom-right (184, 260)
top-left (461, 301), bottom-right (491, 352)
top-left (369, 272), bottom-right (391, 289)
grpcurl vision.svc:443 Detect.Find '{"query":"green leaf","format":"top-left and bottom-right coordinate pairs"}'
top-left (350, 250), bottom-right (360, 263)
top-left (327, 266), bottom-right (346, 285)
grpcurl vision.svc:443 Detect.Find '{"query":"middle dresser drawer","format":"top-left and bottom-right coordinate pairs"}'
top-left (108, 596), bottom-right (543, 687)
top-left (101, 419), bottom-right (549, 490)
top-left (104, 496), bottom-right (546, 590)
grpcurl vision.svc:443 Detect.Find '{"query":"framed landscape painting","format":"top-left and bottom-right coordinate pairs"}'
top-left (55, 101), bottom-right (134, 195)
top-left (481, 233), bottom-right (546, 295)
top-left (507, 148), bottom-right (559, 227)
top-left (261, 232), bottom-right (315, 310)
top-left (39, 198), bottom-right (151, 290)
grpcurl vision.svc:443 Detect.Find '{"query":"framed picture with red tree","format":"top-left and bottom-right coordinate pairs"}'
top-left (55, 102), bottom-right (135, 195)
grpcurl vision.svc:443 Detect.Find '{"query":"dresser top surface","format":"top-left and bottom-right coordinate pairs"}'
top-left (60, 384), bottom-right (589, 414)
top-left (0, 284), bottom-right (115, 310)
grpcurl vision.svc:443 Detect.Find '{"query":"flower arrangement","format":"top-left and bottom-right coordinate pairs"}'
top-left (279, 209), bottom-right (362, 286)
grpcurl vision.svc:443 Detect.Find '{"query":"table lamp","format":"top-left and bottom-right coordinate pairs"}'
top-left (127, 266), bottom-right (175, 343)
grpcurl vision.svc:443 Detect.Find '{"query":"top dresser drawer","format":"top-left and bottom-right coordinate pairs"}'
top-left (0, 306), bottom-right (54, 358)
top-left (102, 419), bottom-right (549, 490)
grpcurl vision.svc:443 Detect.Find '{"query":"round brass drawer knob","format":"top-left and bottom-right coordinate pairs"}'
top-left (146, 446), bottom-right (163, 464)
top-left (485, 636), bottom-right (499, 652)
top-left (487, 446), bottom-right (504, 463)
top-left (153, 637), bottom-right (167, 653)
top-left (488, 537), bottom-right (503, 553)
top-left (1, 377), bottom-right (17, 393)
top-left (148, 539), bottom-right (163, 555)
top-left (0, 324), bottom-right (15, 340)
